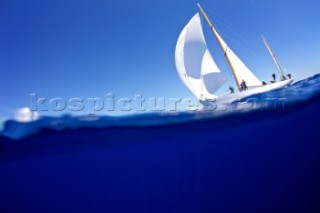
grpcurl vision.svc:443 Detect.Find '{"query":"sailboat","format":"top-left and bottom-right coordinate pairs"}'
top-left (175, 4), bottom-right (294, 104)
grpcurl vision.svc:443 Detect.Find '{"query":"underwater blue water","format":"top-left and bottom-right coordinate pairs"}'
top-left (0, 74), bottom-right (320, 212)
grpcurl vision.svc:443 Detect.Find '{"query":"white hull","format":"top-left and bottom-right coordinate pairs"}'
top-left (205, 79), bottom-right (294, 104)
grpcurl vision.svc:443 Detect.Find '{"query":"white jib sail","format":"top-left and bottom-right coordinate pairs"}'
top-left (175, 13), bottom-right (227, 99)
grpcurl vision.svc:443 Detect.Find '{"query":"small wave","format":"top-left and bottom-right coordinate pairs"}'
top-left (1, 73), bottom-right (320, 140)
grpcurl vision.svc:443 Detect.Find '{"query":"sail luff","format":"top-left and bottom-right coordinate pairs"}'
top-left (197, 3), bottom-right (242, 91)
top-left (261, 35), bottom-right (285, 78)
top-left (175, 13), bottom-right (227, 100)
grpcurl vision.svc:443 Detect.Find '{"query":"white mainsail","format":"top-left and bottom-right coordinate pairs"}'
top-left (212, 27), bottom-right (262, 88)
top-left (175, 13), bottom-right (227, 99)
top-left (226, 46), bottom-right (262, 87)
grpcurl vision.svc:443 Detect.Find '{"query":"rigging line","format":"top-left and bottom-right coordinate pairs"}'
top-left (205, 10), bottom-right (260, 57)
top-left (204, 7), bottom-right (255, 46)
top-left (204, 10), bottom-right (239, 35)
top-left (202, 12), bottom-right (257, 68)
top-left (224, 36), bottom-right (260, 61)
top-left (209, 15), bottom-right (255, 53)
top-left (204, 13), bottom-right (262, 73)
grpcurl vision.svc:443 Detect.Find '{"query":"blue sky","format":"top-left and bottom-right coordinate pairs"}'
top-left (0, 0), bottom-right (319, 120)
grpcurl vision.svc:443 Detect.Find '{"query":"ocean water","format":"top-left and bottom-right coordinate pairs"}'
top-left (0, 74), bottom-right (320, 213)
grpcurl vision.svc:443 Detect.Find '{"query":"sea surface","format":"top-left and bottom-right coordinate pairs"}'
top-left (0, 74), bottom-right (320, 213)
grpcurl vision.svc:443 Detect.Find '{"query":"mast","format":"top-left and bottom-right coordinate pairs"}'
top-left (261, 35), bottom-right (286, 78)
top-left (197, 3), bottom-right (241, 91)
